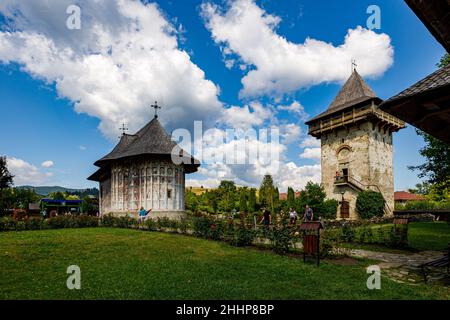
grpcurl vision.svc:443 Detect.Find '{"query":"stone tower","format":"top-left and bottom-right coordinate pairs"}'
top-left (305, 70), bottom-right (405, 219)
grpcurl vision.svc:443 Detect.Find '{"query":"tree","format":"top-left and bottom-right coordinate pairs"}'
top-left (239, 188), bottom-right (248, 213)
top-left (407, 182), bottom-right (431, 195)
top-left (259, 174), bottom-right (276, 212)
top-left (49, 191), bottom-right (66, 200)
top-left (356, 191), bottom-right (385, 219)
top-left (0, 156), bottom-right (14, 190)
top-left (185, 190), bottom-right (198, 212)
top-left (287, 187), bottom-right (295, 208)
top-left (408, 129), bottom-right (450, 193)
top-left (217, 180), bottom-right (237, 213)
top-left (273, 187), bottom-right (280, 210)
top-left (248, 188), bottom-right (257, 213)
top-left (437, 53), bottom-right (450, 68)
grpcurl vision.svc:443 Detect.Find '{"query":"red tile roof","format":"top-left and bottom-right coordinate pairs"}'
top-left (394, 191), bottom-right (425, 201)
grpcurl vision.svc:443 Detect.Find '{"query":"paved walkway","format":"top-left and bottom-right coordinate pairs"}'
top-left (347, 249), bottom-right (448, 285)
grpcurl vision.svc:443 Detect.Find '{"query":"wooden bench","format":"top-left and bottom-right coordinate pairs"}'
top-left (420, 244), bottom-right (450, 283)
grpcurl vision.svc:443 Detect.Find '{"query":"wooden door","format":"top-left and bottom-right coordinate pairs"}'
top-left (340, 200), bottom-right (350, 219)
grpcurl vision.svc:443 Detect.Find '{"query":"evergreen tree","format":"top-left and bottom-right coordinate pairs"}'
top-left (0, 156), bottom-right (14, 190)
top-left (287, 187), bottom-right (295, 208)
top-left (239, 188), bottom-right (248, 213)
top-left (259, 174), bottom-right (276, 213)
top-left (248, 188), bottom-right (257, 213)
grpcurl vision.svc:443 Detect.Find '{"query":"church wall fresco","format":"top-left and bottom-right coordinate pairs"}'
top-left (100, 158), bottom-right (185, 215)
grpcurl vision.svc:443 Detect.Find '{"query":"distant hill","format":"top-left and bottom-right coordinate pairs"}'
top-left (18, 185), bottom-right (98, 197)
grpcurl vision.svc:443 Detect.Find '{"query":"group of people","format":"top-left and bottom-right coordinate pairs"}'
top-left (259, 205), bottom-right (314, 227)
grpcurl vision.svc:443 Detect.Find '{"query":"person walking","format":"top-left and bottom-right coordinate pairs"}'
top-left (303, 205), bottom-right (314, 222)
top-left (259, 207), bottom-right (272, 228)
top-left (289, 207), bottom-right (298, 225)
top-left (138, 207), bottom-right (151, 223)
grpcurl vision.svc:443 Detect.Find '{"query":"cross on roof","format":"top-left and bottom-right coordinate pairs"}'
top-left (119, 123), bottom-right (128, 137)
top-left (150, 101), bottom-right (161, 118)
top-left (351, 59), bottom-right (357, 72)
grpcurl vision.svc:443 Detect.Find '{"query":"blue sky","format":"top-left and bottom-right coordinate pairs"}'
top-left (0, 0), bottom-right (446, 191)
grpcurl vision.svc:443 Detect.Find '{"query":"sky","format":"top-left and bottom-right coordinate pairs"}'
top-left (0, 0), bottom-right (446, 192)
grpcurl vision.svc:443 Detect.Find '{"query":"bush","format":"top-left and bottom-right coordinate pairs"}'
top-left (356, 191), bottom-right (385, 219)
top-left (234, 222), bottom-right (255, 247)
top-left (404, 200), bottom-right (435, 210)
top-left (25, 217), bottom-right (44, 230)
top-left (192, 216), bottom-right (214, 238)
top-left (340, 223), bottom-right (355, 242)
top-left (269, 218), bottom-right (292, 254)
top-left (145, 218), bottom-right (158, 231)
top-left (320, 229), bottom-right (340, 257)
top-left (317, 199), bottom-right (339, 219)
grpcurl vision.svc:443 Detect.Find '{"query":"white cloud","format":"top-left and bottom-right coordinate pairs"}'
top-left (299, 147), bottom-right (321, 160)
top-left (185, 126), bottom-right (320, 191)
top-left (280, 123), bottom-right (301, 145)
top-left (7, 157), bottom-right (53, 185)
top-left (201, 0), bottom-right (394, 98)
top-left (300, 136), bottom-right (321, 148)
top-left (219, 101), bottom-right (273, 129)
top-left (278, 101), bottom-right (308, 120)
top-left (0, 0), bottom-right (223, 139)
top-left (79, 145), bottom-right (87, 151)
top-left (41, 160), bottom-right (54, 168)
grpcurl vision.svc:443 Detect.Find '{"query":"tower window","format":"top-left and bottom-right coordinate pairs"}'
top-left (341, 138), bottom-right (345, 144)
top-left (167, 189), bottom-right (172, 199)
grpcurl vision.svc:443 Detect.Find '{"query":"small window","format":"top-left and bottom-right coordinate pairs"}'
top-left (152, 167), bottom-right (158, 175)
top-left (160, 167), bottom-right (165, 175)
top-left (167, 189), bottom-right (172, 199)
top-left (341, 138), bottom-right (345, 143)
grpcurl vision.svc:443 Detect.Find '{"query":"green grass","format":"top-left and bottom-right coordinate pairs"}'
top-left (408, 222), bottom-right (450, 251)
top-left (0, 228), bottom-right (448, 299)
top-left (356, 222), bottom-right (450, 251)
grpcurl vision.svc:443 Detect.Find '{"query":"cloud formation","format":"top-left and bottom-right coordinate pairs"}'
top-left (41, 160), bottom-right (54, 168)
top-left (0, 0), bottom-right (223, 139)
top-left (201, 0), bottom-right (394, 98)
top-left (7, 157), bottom-right (53, 185)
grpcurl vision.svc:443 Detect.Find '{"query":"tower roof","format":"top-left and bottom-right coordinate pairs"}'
top-left (89, 116), bottom-right (199, 180)
top-left (328, 69), bottom-right (377, 110)
top-left (306, 70), bottom-right (381, 124)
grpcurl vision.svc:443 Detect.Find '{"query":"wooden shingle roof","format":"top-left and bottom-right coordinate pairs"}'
top-left (306, 70), bottom-right (381, 124)
top-left (88, 117), bottom-right (199, 181)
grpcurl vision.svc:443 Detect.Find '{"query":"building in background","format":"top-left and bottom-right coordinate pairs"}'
top-left (306, 70), bottom-right (405, 220)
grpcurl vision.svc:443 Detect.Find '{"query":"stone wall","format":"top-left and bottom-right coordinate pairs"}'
top-left (320, 121), bottom-right (395, 219)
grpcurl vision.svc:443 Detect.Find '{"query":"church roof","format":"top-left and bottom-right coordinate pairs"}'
top-left (89, 116), bottom-right (199, 180)
top-left (306, 70), bottom-right (381, 124)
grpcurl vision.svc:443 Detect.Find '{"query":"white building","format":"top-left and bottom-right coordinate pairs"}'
top-left (88, 113), bottom-right (199, 218)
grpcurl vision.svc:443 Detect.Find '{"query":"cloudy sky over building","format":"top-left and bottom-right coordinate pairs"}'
top-left (0, 0), bottom-right (445, 191)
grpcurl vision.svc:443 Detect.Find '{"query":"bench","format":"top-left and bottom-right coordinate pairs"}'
top-left (420, 244), bottom-right (450, 283)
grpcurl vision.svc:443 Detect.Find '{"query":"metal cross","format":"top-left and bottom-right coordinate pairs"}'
top-left (150, 101), bottom-right (161, 118)
top-left (119, 123), bottom-right (128, 137)
top-left (351, 59), bottom-right (357, 72)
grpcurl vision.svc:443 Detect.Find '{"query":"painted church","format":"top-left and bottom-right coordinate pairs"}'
top-left (88, 109), bottom-right (199, 218)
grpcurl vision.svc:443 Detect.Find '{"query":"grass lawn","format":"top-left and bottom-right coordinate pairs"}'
top-left (408, 222), bottom-right (450, 251)
top-left (351, 222), bottom-right (450, 252)
top-left (0, 228), bottom-right (449, 300)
